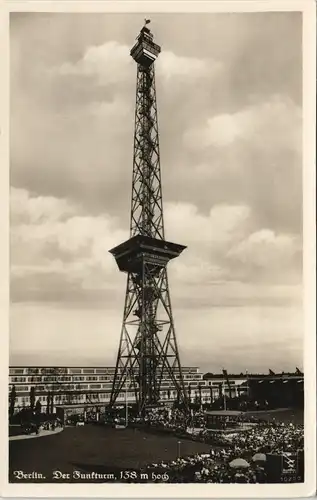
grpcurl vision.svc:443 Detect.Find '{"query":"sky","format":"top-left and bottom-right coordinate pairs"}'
top-left (9, 12), bottom-right (303, 373)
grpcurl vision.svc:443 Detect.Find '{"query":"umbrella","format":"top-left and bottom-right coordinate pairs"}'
top-left (229, 458), bottom-right (250, 469)
top-left (252, 453), bottom-right (267, 463)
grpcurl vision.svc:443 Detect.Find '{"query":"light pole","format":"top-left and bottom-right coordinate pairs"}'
top-left (223, 382), bottom-right (227, 411)
top-left (125, 380), bottom-right (128, 427)
top-left (177, 440), bottom-right (181, 458)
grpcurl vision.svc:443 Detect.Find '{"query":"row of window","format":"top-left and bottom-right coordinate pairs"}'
top-left (14, 388), bottom-right (236, 406)
top-left (10, 367), bottom-right (202, 376)
top-left (10, 378), bottom-right (207, 388)
top-left (10, 381), bottom-right (244, 395)
top-left (10, 376), bottom-right (112, 382)
top-left (13, 387), bottom-right (229, 402)
top-left (9, 368), bottom-right (117, 376)
top-left (10, 375), bottom-right (205, 384)
top-left (16, 396), bottom-right (216, 408)
top-left (10, 383), bottom-right (209, 393)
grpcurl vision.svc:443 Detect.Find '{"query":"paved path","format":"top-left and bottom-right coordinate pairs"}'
top-left (9, 426), bottom-right (64, 441)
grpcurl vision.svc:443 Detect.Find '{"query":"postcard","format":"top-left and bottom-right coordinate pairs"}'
top-left (0, 0), bottom-right (315, 497)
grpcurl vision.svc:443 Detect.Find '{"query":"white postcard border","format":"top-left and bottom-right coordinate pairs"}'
top-left (0, 0), bottom-right (315, 498)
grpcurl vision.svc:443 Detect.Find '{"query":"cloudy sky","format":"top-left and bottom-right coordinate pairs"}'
top-left (9, 12), bottom-right (303, 373)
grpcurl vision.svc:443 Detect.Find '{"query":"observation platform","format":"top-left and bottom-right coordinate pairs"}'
top-left (109, 235), bottom-right (186, 274)
top-left (130, 26), bottom-right (161, 67)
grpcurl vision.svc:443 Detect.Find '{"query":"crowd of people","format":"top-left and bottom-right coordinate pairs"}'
top-left (141, 421), bottom-right (303, 483)
top-left (144, 452), bottom-right (267, 483)
top-left (209, 421), bottom-right (303, 454)
top-left (21, 417), bottom-right (63, 435)
top-left (133, 407), bottom-right (304, 483)
top-left (142, 406), bottom-right (220, 430)
top-left (12, 398), bottom-right (304, 483)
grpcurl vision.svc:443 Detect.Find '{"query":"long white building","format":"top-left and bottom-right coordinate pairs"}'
top-left (9, 366), bottom-right (249, 412)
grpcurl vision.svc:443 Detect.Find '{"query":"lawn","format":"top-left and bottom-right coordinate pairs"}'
top-left (9, 425), bottom-right (211, 483)
top-left (9, 425), bottom-right (25, 437)
top-left (9, 408), bottom-right (304, 483)
top-left (245, 408), bottom-right (304, 425)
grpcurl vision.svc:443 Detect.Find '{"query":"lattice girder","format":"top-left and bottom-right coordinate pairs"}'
top-left (109, 26), bottom-right (188, 415)
top-left (109, 261), bottom-right (188, 414)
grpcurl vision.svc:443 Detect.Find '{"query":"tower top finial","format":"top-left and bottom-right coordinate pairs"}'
top-left (144, 18), bottom-right (151, 26)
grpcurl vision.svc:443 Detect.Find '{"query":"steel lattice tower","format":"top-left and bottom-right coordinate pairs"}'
top-left (109, 24), bottom-right (188, 415)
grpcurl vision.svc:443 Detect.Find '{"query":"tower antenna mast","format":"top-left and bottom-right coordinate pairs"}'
top-left (109, 24), bottom-right (189, 415)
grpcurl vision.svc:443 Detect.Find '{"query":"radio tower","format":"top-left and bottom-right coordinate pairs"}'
top-left (109, 22), bottom-right (188, 415)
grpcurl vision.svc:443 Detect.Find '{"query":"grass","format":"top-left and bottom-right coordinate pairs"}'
top-left (9, 426), bottom-right (25, 437)
top-left (245, 408), bottom-right (304, 425)
top-left (9, 408), bottom-right (303, 483)
top-left (9, 425), bottom-right (211, 482)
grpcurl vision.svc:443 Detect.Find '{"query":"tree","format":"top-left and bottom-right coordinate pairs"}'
top-left (209, 386), bottom-right (213, 403)
top-left (9, 385), bottom-right (17, 420)
top-left (194, 391), bottom-right (199, 405)
top-left (50, 393), bottom-right (54, 414)
top-left (46, 392), bottom-right (51, 414)
top-left (30, 386), bottom-right (35, 410)
top-left (187, 385), bottom-right (191, 403)
top-left (198, 384), bottom-right (202, 406)
top-left (35, 400), bottom-right (41, 415)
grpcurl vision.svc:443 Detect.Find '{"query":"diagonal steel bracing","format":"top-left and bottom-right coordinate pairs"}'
top-left (109, 25), bottom-right (188, 415)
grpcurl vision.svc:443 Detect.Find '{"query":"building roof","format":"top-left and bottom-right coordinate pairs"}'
top-left (10, 365), bottom-right (199, 369)
top-left (55, 403), bottom-right (105, 409)
top-left (203, 372), bottom-right (304, 380)
top-left (205, 410), bottom-right (243, 416)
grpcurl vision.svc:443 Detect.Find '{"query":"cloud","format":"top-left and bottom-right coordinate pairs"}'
top-left (10, 188), bottom-right (127, 303)
top-left (55, 40), bottom-right (218, 88)
top-left (10, 301), bottom-right (303, 372)
top-left (176, 94), bottom-right (302, 235)
top-left (227, 229), bottom-right (302, 284)
top-left (10, 188), bottom-right (302, 310)
top-left (10, 23), bottom-right (302, 236)
top-left (10, 187), bottom-right (79, 225)
top-left (228, 229), bottom-right (300, 265)
top-left (165, 202), bottom-right (252, 285)
top-left (156, 51), bottom-right (222, 83)
top-left (164, 202), bottom-right (301, 288)
top-left (9, 13), bottom-right (303, 369)
top-left (58, 41), bottom-right (133, 87)
top-left (184, 94), bottom-right (301, 151)
top-left (165, 202), bottom-right (251, 245)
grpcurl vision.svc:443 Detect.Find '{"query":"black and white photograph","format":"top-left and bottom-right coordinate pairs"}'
top-left (1, 0), bottom-right (316, 496)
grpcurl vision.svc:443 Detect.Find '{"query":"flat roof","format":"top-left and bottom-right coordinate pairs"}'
top-left (9, 365), bottom-right (199, 369)
top-left (205, 410), bottom-right (243, 416)
top-left (56, 403), bottom-right (105, 409)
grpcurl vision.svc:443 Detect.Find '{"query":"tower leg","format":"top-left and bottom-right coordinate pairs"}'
top-left (110, 266), bottom-right (188, 414)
